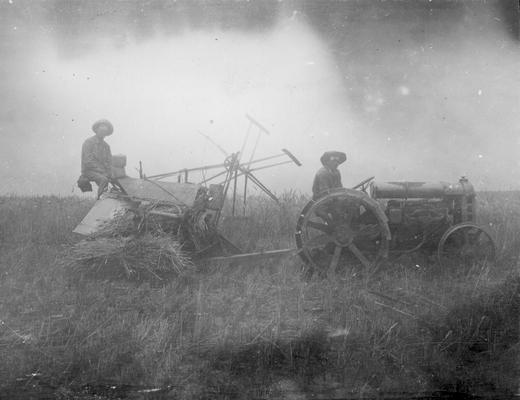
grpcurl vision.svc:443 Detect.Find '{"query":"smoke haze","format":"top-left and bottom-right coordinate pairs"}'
top-left (0, 0), bottom-right (518, 196)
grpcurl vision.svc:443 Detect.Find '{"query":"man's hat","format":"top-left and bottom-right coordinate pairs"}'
top-left (92, 119), bottom-right (114, 135)
top-left (320, 151), bottom-right (346, 165)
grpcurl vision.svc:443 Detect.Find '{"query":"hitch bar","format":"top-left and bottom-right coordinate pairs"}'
top-left (207, 248), bottom-right (300, 263)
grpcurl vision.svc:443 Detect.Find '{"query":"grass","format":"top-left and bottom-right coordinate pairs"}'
top-left (0, 192), bottom-right (519, 399)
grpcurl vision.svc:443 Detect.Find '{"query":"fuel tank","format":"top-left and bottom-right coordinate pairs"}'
top-left (370, 177), bottom-right (475, 199)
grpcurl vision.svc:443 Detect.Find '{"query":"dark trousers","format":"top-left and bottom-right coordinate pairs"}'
top-left (83, 171), bottom-right (109, 199)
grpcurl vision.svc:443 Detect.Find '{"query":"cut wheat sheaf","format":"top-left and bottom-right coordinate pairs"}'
top-left (69, 211), bottom-right (194, 282)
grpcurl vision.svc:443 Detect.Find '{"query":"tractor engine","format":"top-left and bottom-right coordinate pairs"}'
top-left (370, 177), bottom-right (476, 251)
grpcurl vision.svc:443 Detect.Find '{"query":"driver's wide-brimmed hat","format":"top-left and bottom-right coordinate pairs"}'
top-left (320, 151), bottom-right (346, 165)
top-left (92, 119), bottom-right (114, 135)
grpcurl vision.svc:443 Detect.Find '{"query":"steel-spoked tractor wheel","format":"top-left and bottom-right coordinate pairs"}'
top-left (437, 222), bottom-right (496, 269)
top-left (295, 188), bottom-right (391, 279)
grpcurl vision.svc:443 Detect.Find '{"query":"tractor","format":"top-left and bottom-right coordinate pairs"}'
top-left (295, 176), bottom-right (496, 277)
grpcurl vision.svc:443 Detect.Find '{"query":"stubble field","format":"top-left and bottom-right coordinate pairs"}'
top-left (0, 191), bottom-right (519, 399)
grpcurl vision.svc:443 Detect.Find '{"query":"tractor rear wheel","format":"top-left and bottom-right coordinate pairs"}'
top-left (295, 188), bottom-right (391, 280)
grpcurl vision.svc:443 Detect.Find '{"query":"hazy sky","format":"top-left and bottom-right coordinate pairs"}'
top-left (1, 0), bottom-right (518, 196)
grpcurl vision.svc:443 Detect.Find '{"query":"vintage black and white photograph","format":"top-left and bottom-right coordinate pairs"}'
top-left (1, 0), bottom-right (519, 398)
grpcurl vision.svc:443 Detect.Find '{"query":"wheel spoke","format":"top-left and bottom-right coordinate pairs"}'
top-left (347, 243), bottom-right (372, 269)
top-left (345, 203), bottom-right (359, 225)
top-left (305, 234), bottom-right (334, 250)
top-left (307, 220), bottom-right (333, 234)
top-left (462, 230), bottom-right (470, 246)
top-left (356, 224), bottom-right (381, 239)
top-left (328, 245), bottom-right (342, 276)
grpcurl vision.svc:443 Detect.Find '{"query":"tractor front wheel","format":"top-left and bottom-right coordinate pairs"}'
top-left (437, 223), bottom-right (496, 270)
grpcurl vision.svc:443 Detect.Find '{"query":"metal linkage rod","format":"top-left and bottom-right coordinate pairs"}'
top-left (245, 113), bottom-right (271, 136)
top-left (147, 162), bottom-right (226, 180)
top-left (242, 171), bottom-right (279, 203)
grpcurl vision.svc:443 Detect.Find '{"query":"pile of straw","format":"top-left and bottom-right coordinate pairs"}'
top-left (90, 207), bottom-right (140, 238)
top-left (70, 233), bottom-right (194, 283)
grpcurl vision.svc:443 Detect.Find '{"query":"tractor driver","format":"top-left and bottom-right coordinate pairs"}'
top-left (312, 151), bottom-right (346, 200)
top-left (79, 119), bottom-right (114, 199)
top-left (311, 151), bottom-right (348, 224)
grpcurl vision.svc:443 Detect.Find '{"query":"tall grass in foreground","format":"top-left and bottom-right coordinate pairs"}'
top-left (478, 191), bottom-right (520, 263)
top-left (0, 192), bottom-right (519, 399)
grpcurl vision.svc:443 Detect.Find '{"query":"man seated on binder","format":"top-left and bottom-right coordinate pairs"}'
top-left (78, 119), bottom-right (115, 199)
